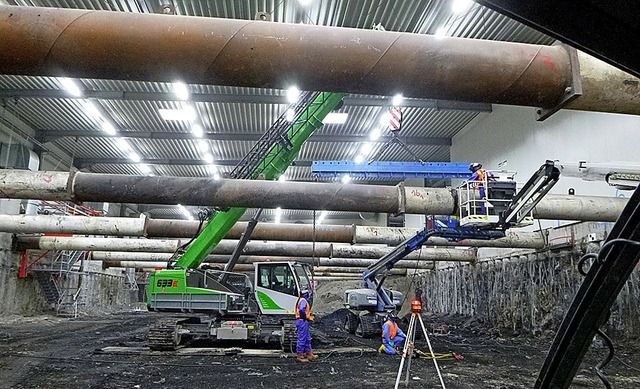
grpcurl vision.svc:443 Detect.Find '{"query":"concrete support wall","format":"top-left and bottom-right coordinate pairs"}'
top-left (0, 199), bottom-right (48, 315)
top-left (421, 249), bottom-right (640, 338)
top-left (66, 271), bottom-right (137, 314)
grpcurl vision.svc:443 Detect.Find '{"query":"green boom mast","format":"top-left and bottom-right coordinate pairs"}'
top-left (173, 91), bottom-right (346, 269)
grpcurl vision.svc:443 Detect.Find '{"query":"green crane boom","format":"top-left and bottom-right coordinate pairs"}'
top-left (174, 92), bottom-right (346, 269)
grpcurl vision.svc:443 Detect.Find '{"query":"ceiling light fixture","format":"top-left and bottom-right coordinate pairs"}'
top-left (129, 152), bottom-right (141, 163)
top-left (178, 204), bottom-right (194, 220)
top-left (278, 175), bottom-right (287, 182)
top-left (379, 112), bottom-right (392, 126)
top-left (360, 142), bottom-right (373, 155)
top-left (341, 174), bottom-right (351, 184)
top-left (392, 94), bottom-right (404, 106)
top-left (101, 121), bottom-right (117, 136)
top-left (213, 173), bottom-right (221, 180)
top-left (322, 112), bottom-right (348, 124)
top-left (354, 154), bottom-right (365, 164)
top-left (59, 77), bottom-right (83, 97)
top-left (435, 27), bottom-right (447, 38)
top-left (203, 153), bottom-right (214, 164)
top-left (191, 124), bottom-right (204, 138)
top-left (138, 164), bottom-right (152, 175)
top-left (84, 101), bottom-right (102, 119)
top-left (286, 86), bottom-right (300, 104)
top-left (173, 82), bottom-right (190, 100)
top-left (369, 128), bottom-right (382, 141)
top-left (115, 138), bottom-right (131, 151)
top-left (198, 139), bottom-right (210, 153)
top-left (158, 106), bottom-right (197, 121)
top-left (451, 0), bottom-right (472, 14)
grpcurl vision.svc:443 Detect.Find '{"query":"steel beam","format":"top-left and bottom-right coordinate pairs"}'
top-left (1, 6), bottom-right (638, 116)
top-left (0, 89), bottom-right (491, 112)
top-left (37, 130), bottom-right (452, 147)
top-left (0, 170), bottom-right (627, 221)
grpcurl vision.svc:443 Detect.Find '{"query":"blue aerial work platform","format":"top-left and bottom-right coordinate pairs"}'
top-left (311, 160), bottom-right (471, 179)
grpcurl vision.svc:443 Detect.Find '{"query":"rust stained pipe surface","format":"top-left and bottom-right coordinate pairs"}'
top-left (0, 5), bottom-right (572, 108)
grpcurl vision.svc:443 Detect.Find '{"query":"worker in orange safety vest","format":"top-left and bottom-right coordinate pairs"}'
top-left (295, 289), bottom-right (318, 363)
top-left (378, 314), bottom-right (406, 355)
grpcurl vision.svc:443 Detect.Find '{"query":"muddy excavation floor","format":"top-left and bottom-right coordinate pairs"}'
top-left (0, 310), bottom-right (638, 389)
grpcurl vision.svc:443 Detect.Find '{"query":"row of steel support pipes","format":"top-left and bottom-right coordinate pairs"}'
top-left (0, 170), bottom-right (628, 221)
top-left (0, 6), bottom-right (639, 115)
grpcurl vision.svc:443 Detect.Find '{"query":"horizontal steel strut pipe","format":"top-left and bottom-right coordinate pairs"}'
top-left (352, 226), bottom-right (546, 247)
top-left (92, 252), bottom-right (437, 269)
top-left (15, 235), bottom-right (473, 260)
top-left (146, 219), bottom-right (356, 242)
top-left (0, 170), bottom-right (628, 221)
top-left (3, 215), bottom-right (546, 248)
top-left (0, 214), bottom-right (147, 236)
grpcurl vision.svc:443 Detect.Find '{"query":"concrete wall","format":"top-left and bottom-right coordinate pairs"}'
top-left (0, 199), bottom-right (49, 315)
top-left (451, 106), bottom-right (640, 199)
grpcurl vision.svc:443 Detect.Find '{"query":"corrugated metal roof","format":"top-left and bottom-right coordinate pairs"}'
top-left (0, 0), bottom-right (556, 220)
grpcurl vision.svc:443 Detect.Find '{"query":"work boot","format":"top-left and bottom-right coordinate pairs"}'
top-left (305, 351), bottom-right (319, 360)
top-left (296, 353), bottom-right (309, 363)
top-left (378, 344), bottom-right (386, 353)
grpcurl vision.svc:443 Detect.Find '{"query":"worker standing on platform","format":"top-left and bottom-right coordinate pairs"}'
top-left (295, 289), bottom-right (318, 362)
top-left (378, 314), bottom-right (406, 355)
top-left (468, 162), bottom-right (495, 213)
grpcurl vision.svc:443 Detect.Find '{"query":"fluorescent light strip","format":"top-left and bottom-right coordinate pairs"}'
top-left (158, 106), bottom-right (196, 121)
top-left (59, 78), bottom-right (82, 97)
top-left (173, 82), bottom-right (189, 100)
top-left (322, 112), bottom-right (348, 124)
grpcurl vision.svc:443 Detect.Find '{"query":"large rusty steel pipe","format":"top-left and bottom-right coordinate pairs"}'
top-left (0, 5), bottom-right (571, 109)
top-left (0, 170), bottom-right (628, 221)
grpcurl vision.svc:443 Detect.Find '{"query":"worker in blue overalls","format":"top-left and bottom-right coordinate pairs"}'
top-left (378, 314), bottom-right (406, 355)
top-left (295, 289), bottom-right (318, 362)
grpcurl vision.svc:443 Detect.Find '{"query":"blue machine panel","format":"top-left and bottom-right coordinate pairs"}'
top-left (311, 161), bottom-right (471, 179)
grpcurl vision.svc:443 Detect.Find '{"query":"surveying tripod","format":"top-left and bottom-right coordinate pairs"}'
top-left (394, 298), bottom-right (447, 389)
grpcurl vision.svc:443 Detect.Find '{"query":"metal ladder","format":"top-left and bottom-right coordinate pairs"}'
top-left (229, 91), bottom-right (321, 180)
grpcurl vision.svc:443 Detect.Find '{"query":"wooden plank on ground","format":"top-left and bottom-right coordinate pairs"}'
top-left (96, 346), bottom-right (375, 357)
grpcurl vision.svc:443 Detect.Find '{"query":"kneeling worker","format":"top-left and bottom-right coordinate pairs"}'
top-left (295, 289), bottom-right (319, 362)
top-left (379, 314), bottom-right (406, 355)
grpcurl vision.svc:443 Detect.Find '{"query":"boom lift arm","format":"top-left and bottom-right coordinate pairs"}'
top-left (361, 160), bottom-right (561, 311)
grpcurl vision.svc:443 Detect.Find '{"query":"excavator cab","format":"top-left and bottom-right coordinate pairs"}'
top-left (254, 262), bottom-right (314, 315)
